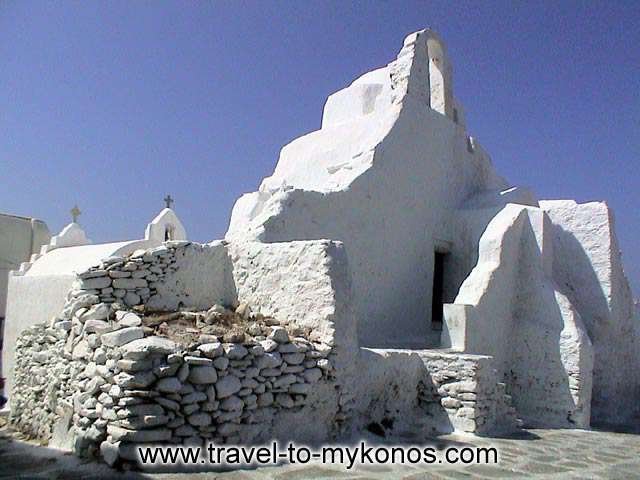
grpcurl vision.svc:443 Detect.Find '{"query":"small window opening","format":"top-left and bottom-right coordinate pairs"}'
top-left (431, 251), bottom-right (447, 331)
top-left (427, 38), bottom-right (447, 116)
top-left (164, 225), bottom-right (175, 241)
top-left (453, 108), bottom-right (459, 124)
top-left (467, 136), bottom-right (475, 154)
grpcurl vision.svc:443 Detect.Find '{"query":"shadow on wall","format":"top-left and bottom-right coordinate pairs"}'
top-left (354, 349), bottom-right (454, 437)
top-left (508, 218), bottom-right (586, 428)
top-left (444, 207), bottom-right (594, 430)
top-left (549, 223), bottom-right (640, 426)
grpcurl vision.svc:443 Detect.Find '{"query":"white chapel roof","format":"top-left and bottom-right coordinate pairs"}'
top-left (25, 240), bottom-right (149, 276)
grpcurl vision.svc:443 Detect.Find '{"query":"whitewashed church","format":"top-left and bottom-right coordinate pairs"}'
top-left (2, 29), bottom-right (638, 466)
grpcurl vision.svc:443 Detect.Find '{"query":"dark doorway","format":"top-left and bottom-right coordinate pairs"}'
top-left (432, 251), bottom-right (446, 330)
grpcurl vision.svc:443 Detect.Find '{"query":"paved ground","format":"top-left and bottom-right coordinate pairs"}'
top-left (1, 421), bottom-right (639, 479)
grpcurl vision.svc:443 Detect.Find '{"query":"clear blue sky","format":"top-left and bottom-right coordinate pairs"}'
top-left (1, 1), bottom-right (638, 294)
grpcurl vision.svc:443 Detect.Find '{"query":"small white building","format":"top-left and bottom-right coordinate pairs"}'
top-left (1, 207), bottom-right (186, 397)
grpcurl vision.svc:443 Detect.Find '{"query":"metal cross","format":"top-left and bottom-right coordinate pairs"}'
top-left (164, 195), bottom-right (174, 209)
top-left (70, 205), bottom-right (81, 223)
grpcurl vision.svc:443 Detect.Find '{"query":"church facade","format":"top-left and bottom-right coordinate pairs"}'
top-left (226, 29), bottom-right (639, 428)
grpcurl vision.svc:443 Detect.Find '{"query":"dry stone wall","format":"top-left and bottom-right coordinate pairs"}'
top-left (10, 322), bottom-right (77, 441)
top-left (68, 240), bottom-right (191, 310)
top-left (10, 241), bottom-right (338, 467)
top-left (417, 351), bottom-right (519, 435)
top-left (356, 349), bottom-right (518, 437)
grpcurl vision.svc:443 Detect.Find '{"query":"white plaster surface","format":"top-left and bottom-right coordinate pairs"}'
top-left (445, 203), bottom-right (595, 427)
top-left (25, 241), bottom-right (149, 277)
top-left (0, 214), bottom-right (50, 318)
top-left (229, 240), bottom-right (356, 349)
top-left (49, 222), bottom-right (91, 249)
top-left (541, 200), bottom-right (640, 424)
top-left (221, 28), bottom-right (639, 430)
top-left (145, 241), bottom-right (234, 312)
top-left (226, 29), bottom-right (509, 348)
top-left (2, 275), bottom-right (71, 400)
top-left (145, 208), bottom-right (187, 242)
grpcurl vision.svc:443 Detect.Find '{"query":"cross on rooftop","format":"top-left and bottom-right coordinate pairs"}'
top-left (70, 205), bottom-right (81, 223)
top-left (164, 195), bottom-right (174, 209)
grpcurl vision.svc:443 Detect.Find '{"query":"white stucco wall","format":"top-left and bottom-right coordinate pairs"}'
top-left (144, 208), bottom-right (187, 243)
top-left (0, 273), bottom-right (9, 322)
top-left (0, 214), bottom-right (50, 318)
top-left (229, 240), bottom-right (355, 346)
top-left (142, 241), bottom-right (234, 312)
top-left (2, 275), bottom-right (72, 396)
top-left (442, 187), bottom-right (539, 308)
top-left (226, 30), bottom-right (510, 348)
top-left (448, 205), bottom-right (527, 362)
top-left (443, 204), bottom-right (594, 427)
top-left (222, 28), bottom-right (635, 428)
top-left (541, 200), bottom-right (640, 424)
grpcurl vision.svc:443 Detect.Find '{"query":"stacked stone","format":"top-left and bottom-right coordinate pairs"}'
top-left (64, 241), bottom-right (189, 310)
top-left (10, 321), bottom-right (78, 441)
top-left (12, 304), bottom-right (333, 465)
top-left (487, 382), bottom-right (520, 431)
top-left (11, 262), bottom-right (334, 468)
top-left (100, 322), bottom-right (332, 465)
top-left (417, 351), bottom-right (518, 434)
top-left (332, 382), bottom-right (355, 433)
